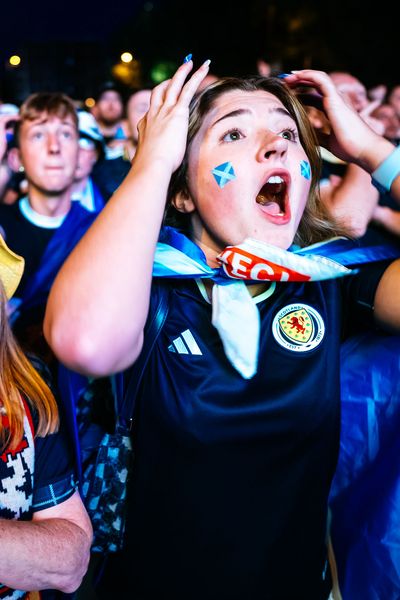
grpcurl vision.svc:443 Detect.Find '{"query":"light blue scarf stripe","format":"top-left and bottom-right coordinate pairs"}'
top-left (153, 243), bottom-right (214, 278)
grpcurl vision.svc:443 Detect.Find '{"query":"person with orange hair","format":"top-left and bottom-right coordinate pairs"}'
top-left (0, 235), bottom-right (92, 599)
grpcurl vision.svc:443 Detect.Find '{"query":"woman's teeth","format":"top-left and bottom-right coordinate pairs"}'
top-left (267, 175), bottom-right (284, 184)
top-left (255, 175), bottom-right (287, 216)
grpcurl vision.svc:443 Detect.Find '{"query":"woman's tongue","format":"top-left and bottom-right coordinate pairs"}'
top-left (257, 196), bottom-right (283, 215)
top-left (263, 201), bottom-right (282, 215)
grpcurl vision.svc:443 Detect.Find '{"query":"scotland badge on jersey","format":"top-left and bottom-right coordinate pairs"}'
top-left (272, 303), bottom-right (325, 352)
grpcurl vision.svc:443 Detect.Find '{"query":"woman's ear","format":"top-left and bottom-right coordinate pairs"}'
top-left (171, 191), bottom-right (196, 214)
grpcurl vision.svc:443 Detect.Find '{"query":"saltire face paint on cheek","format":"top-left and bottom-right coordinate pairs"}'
top-left (300, 160), bottom-right (311, 180)
top-left (211, 162), bottom-right (236, 188)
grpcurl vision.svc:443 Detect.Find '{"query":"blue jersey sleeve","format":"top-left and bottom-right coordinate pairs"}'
top-left (28, 356), bottom-right (77, 511)
top-left (32, 415), bottom-right (77, 511)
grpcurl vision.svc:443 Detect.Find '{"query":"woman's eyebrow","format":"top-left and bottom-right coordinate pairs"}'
top-left (211, 108), bottom-right (250, 128)
top-left (273, 107), bottom-right (293, 119)
top-left (211, 106), bottom-right (293, 129)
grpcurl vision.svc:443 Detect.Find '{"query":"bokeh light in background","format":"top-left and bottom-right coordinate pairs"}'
top-left (85, 97), bottom-right (95, 109)
top-left (9, 55), bottom-right (21, 67)
top-left (112, 56), bottom-right (141, 88)
top-left (121, 52), bottom-right (133, 63)
top-left (0, 0), bottom-right (397, 105)
top-left (150, 61), bottom-right (177, 84)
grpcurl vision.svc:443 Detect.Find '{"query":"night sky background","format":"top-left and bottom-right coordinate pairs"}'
top-left (0, 0), bottom-right (397, 105)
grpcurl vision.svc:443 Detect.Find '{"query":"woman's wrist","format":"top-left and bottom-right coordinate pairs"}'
top-left (358, 137), bottom-right (396, 175)
top-left (368, 143), bottom-right (400, 194)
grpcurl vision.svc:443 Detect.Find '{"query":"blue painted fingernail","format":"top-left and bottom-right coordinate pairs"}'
top-left (183, 53), bottom-right (193, 63)
top-left (277, 73), bottom-right (291, 79)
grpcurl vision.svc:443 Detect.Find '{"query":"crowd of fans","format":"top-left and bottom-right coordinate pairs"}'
top-left (0, 55), bottom-right (400, 600)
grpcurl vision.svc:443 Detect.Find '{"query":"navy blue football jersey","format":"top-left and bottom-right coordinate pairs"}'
top-left (100, 263), bottom-right (387, 600)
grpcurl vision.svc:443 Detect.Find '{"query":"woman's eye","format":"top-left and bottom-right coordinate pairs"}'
top-left (281, 128), bottom-right (297, 142)
top-left (222, 129), bottom-right (243, 142)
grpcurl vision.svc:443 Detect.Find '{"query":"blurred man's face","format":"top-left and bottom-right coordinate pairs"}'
top-left (371, 105), bottom-right (400, 140)
top-left (389, 86), bottom-right (400, 117)
top-left (75, 138), bottom-right (98, 182)
top-left (127, 90), bottom-right (151, 144)
top-left (18, 113), bottom-right (79, 196)
top-left (96, 90), bottom-right (123, 125)
top-left (330, 73), bottom-right (368, 113)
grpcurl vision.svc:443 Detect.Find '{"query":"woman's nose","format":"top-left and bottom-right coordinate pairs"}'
top-left (257, 133), bottom-right (288, 162)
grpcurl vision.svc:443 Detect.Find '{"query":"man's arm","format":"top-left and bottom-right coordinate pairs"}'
top-left (320, 164), bottom-right (379, 237)
top-left (373, 258), bottom-right (400, 331)
top-left (372, 205), bottom-right (400, 236)
top-left (0, 491), bottom-right (92, 593)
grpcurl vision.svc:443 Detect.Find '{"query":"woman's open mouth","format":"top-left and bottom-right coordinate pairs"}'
top-left (255, 174), bottom-right (291, 224)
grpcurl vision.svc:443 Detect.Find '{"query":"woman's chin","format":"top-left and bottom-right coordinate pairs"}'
top-left (253, 229), bottom-right (296, 250)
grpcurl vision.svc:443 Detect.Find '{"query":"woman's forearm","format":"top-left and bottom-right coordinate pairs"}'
top-left (44, 156), bottom-right (172, 376)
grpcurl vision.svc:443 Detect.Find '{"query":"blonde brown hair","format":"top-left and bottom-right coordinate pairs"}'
top-left (0, 283), bottom-right (59, 451)
top-left (167, 76), bottom-right (349, 246)
top-left (14, 91), bottom-right (78, 147)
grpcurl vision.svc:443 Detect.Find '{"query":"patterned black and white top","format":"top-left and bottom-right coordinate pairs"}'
top-left (0, 372), bottom-right (76, 599)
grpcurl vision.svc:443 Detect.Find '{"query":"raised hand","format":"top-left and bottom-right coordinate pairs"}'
top-left (283, 70), bottom-right (387, 169)
top-left (359, 100), bottom-right (385, 136)
top-left (134, 58), bottom-right (210, 174)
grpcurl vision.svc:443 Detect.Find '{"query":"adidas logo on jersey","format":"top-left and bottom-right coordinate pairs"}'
top-left (168, 329), bottom-right (202, 355)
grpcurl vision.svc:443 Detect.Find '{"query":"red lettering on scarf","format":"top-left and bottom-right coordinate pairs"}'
top-left (218, 248), bottom-right (311, 282)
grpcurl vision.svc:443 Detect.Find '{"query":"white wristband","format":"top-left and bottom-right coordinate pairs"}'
top-left (371, 145), bottom-right (400, 194)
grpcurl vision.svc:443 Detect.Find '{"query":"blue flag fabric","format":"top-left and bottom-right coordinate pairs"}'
top-left (296, 236), bottom-right (400, 266)
top-left (330, 331), bottom-right (400, 599)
